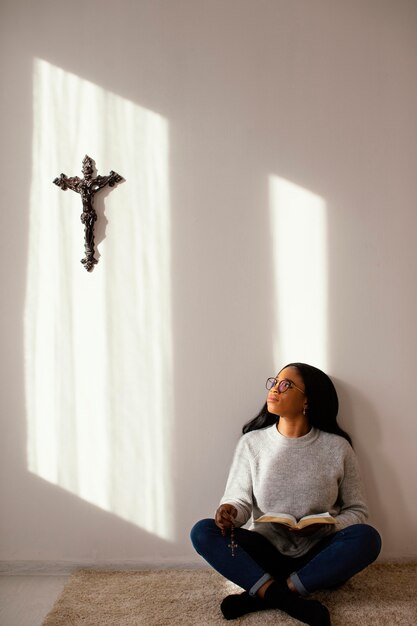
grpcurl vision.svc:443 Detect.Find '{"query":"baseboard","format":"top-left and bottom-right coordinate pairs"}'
top-left (377, 554), bottom-right (416, 564)
top-left (0, 557), bottom-right (206, 576)
top-left (1, 555), bottom-right (414, 576)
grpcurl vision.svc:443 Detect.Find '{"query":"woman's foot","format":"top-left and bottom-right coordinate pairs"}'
top-left (220, 591), bottom-right (266, 620)
top-left (264, 581), bottom-right (331, 626)
top-left (220, 584), bottom-right (330, 625)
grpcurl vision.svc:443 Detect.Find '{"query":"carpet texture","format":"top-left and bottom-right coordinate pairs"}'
top-left (42, 563), bottom-right (417, 625)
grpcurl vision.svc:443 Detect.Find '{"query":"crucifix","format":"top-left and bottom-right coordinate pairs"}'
top-left (53, 155), bottom-right (123, 271)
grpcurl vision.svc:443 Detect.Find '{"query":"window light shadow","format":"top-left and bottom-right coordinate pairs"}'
top-left (269, 175), bottom-right (328, 371)
top-left (24, 58), bottom-right (175, 541)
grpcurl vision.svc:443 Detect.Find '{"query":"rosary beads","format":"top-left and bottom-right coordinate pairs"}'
top-left (221, 522), bottom-right (238, 556)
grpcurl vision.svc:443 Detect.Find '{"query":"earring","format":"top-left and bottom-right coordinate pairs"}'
top-left (303, 407), bottom-right (308, 416)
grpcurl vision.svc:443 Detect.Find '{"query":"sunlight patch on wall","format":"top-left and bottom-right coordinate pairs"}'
top-left (269, 176), bottom-right (328, 371)
top-left (25, 58), bottom-right (174, 540)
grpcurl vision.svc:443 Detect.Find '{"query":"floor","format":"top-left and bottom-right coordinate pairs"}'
top-left (0, 576), bottom-right (68, 626)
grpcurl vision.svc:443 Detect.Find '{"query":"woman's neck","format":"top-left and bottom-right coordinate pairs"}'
top-left (277, 416), bottom-right (311, 438)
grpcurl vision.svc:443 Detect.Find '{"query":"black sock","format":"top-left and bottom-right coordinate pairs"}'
top-left (264, 581), bottom-right (331, 626)
top-left (220, 591), bottom-right (266, 620)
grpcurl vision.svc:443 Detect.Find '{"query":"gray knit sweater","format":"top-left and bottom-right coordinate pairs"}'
top-left (220, 425), bottom-right (368, 557)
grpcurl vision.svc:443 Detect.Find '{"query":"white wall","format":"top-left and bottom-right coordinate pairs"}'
top-left (1, 0), bottom-right (416, 568)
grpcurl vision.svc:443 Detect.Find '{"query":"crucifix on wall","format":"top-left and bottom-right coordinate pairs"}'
top-left (53, 155), bottom-right (123, 271)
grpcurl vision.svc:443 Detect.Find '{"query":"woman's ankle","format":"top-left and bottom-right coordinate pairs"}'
top-left (257, 577), bottom-right (297, 600)
top-left (286, 576), bottom-right (298, 593)
top-left (256, 579), bottom-right (275, 599)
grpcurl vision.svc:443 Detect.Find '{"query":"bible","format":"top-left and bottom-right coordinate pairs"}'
top-left (254, 511), bottom-right (336, 529)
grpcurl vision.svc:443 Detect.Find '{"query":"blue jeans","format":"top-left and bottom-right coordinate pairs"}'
top-left (190, 519), bottom-right (381, 597)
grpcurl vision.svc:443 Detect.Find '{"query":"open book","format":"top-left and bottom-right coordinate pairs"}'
top-left (254, 512), bottom-right (336, 530)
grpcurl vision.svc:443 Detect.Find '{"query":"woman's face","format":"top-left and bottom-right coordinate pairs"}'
top-left (266, 366), bottom-right (307, 418)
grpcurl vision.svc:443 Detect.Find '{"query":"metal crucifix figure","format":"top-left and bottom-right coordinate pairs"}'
top-left (53, 155), bottom-right (123, 271)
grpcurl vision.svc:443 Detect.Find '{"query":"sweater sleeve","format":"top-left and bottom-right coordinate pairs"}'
top-left (219, 436), bottom-right (253, 527)
top-left (333, 444), bottom-right (369, 531)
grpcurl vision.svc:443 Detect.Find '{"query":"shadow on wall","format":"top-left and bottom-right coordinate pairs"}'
top-left (25, 58), bottom-right (175, 542)
top-left (14, 471), bottom-right (178, 564)
top-left (336, 379), bottom-right (415, 560)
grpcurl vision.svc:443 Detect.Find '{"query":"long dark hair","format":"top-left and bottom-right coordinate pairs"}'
top-left (242, 362), bottom-right (352, 446)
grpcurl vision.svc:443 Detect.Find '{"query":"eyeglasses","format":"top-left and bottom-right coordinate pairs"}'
top-left (265, 377), bottom-right (305, 394)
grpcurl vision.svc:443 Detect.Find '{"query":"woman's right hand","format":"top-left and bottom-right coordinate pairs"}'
top-left (215, 503), bottom-right (238, 531)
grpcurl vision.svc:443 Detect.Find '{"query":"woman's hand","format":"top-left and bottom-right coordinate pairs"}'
top-left (215, 504), bottom-right (238, 531)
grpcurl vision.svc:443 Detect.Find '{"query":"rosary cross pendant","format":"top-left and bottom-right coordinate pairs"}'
top-left (53, 155), bottom-right (123, 271)
top-left (228, 526), bottom-right (238, 557)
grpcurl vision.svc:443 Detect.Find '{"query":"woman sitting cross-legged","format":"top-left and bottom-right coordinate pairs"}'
top-left (190, 363), bottom-right (382, 626)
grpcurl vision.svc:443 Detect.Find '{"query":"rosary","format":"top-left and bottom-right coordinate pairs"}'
top-left (222, 525), bottom-right (238, 557)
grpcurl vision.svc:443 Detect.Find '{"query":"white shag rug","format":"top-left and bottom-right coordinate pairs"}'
top-left (42, 563), bottom-right (417, 625)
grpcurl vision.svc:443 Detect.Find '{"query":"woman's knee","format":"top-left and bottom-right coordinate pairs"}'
top-left (362, 524), bottom-right (382, 560)
top-left (345, 524), bottom-right (382, 561)
top-left (190, 518), bottom-right (217, 552)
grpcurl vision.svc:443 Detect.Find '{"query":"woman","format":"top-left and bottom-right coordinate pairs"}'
top-left (191, 363), bottom-right (381, 626)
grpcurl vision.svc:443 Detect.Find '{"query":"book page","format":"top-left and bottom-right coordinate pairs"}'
top-left (254, 513), bottom-right (297, 526)
top-left (300, 512), bottom-right (334, 521)
top-left (297, 513), bottom-right (336, 529)
top-left (255, 512), bottom-right (336, 528)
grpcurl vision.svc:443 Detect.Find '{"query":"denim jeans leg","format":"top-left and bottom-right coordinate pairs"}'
top-left (290, 524), bottom-right (382, 596)
top-left (191, 519), bottom-right (277, 595)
